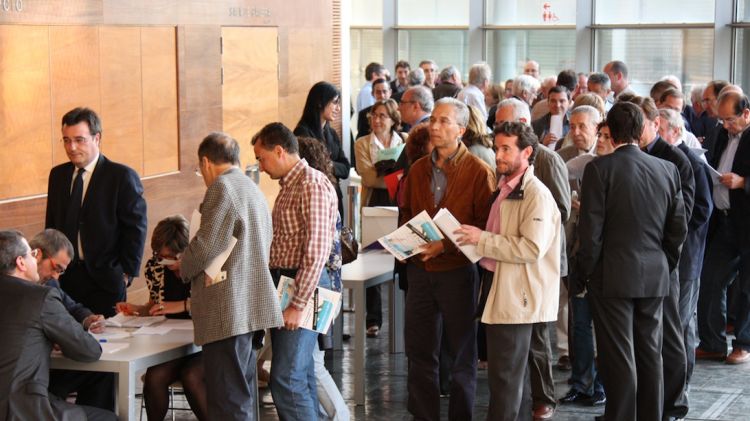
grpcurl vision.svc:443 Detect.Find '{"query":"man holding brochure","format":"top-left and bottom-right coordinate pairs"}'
top-left (400, 97), bottom-right (495, 420)
top-left (252, 122), bottom-right (338, 420)
top-left (180, 132), bottom-right (282, 421)
top-left (455, 121), bottom-right (561, 421)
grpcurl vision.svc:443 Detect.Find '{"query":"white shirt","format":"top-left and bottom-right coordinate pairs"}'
top-left (713, 133), bottom-right (741, 210)
top-left (457, 84), bottom-right (487, 122)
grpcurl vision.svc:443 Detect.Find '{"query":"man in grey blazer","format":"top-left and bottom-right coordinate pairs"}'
top-left (576, 102), bottom-right (687, 421)
top-left (180, 132), bottom-right (283, 421)
top-left (0, 230), bottom-right (115, 421)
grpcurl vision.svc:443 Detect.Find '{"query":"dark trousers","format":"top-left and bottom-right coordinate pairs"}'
top-left (61, 260), bottom-right (124, 318)
top-left (698, 213), bottom-right (750, 353)
top-left (589, 288), bottom-right (664, 421)
top-left (679, 274), bottom-right (700, 384)
top-left (569, 295), bottom-right (604, 396)
top-left (405, 263), bottom-right (478, 421)
top-left (528, 322), bottom-right (556, 408)
top-left (663, 272), bottom-right (689, 419)
top-left (486, 323), bottom-right (533, 421)
top-left (48, 370), bottom-right (115, 411)
top-left (366, 284), bottom-right (382, 328)
top-left (202, 333), bottom-right (259, 421)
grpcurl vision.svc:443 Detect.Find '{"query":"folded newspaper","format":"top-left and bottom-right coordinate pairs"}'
top-left (378, 209), bottom-right (481, 263)
top-left (277, 276), bottom-right (341, 334)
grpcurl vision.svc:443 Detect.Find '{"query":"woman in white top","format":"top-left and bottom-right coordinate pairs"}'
top-left (355, 99), bottom-right (408, 207)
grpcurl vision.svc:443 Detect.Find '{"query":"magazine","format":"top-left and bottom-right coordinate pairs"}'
top-left (277, 276), bottom-right (341, 334)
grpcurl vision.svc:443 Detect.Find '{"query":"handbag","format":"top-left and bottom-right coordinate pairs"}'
top-left (340, 226), bottom-right (359, 264)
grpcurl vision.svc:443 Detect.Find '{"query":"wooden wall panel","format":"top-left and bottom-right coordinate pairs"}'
top-left (99, 26), bottom-right (144, 174)
top-left (141, 26), bottom-right (179, 176)
top-left (49, 26), bottom-right (102, 166)
top-left (0, 26), bottom-right (52, 199)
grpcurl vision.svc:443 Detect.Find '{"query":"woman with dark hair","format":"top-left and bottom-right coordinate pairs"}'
top-left (116, 215), bottom-right (208, 421)
top-left (294, 81), bottom-right (351, 218)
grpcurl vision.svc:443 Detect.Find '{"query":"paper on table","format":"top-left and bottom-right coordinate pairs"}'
top-left (90, 331), bottom-right (131, 341)
top-left (549, 114), bottom-right (564, 139)
top-left (101, 342), bottom-right (130, 354)
top-left (105, 313), bottom-right (166, 328)
top-left (133, 326), bottom-right (172, 335)
top-left (161, 319), bottom-right (195, 330)
top-left (432, 208), bottom-right (482, 263)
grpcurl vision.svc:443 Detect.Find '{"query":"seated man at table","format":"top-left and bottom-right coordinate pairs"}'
top-left (0, 230), bottom-right (115, 421)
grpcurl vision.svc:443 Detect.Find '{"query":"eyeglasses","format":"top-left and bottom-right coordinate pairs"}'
top-left (61, 136), bottom-right (93, 146)
top-left (369, 113), bottom-right (391, 121)
top-left (47, 255), bottom-right (67, 275)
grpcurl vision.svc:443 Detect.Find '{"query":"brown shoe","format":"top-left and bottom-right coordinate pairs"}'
top-left (726, 348), bottom-right (750, 364)
top-left (532, 404), bottom-right (555, 420)
top-left (695, 347), bottom-right (726, 360)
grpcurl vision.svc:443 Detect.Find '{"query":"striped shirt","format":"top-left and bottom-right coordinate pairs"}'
top-left (270, 159), bottom-right (338, 310)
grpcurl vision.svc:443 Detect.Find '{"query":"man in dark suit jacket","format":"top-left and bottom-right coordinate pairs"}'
top-left (45, 107), bottom-right (147, 318)
top-left (531, 86), bottom-right (571, 151)
top-left (576, 102), bottom-right (687, 421)
top-left (697, 91), bottom-right (750, 365)
top-left (0, 230), bottom-right (115, 421)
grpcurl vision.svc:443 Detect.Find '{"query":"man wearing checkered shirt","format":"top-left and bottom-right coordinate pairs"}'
top-left (253, 122), bottom-right (338, 420)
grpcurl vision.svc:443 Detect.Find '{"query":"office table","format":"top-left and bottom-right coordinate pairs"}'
top-left (340, 250), bottom-right (402, 405)
top-left (51, 328), bottom-right (200, 421)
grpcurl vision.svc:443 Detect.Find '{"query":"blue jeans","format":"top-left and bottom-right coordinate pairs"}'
top-left (569, 296), bottom-right (604, 396)
top-left (270, 270), bottom-right (330, 421)
top-left (698, 214), bottom-right (750, 353)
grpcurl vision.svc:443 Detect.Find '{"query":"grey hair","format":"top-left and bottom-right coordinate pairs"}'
top-left (29, 229), bottom-right (74, 261)
top-left (587, 72), bottom-right (611, 90)
top-left (658, 108), bottom-right (685, 136)
top-left (408, 68), bottom-right (426, 86)
top-left (468, 63), bottom-right (492, 87)
top-left (512, 74), bottom-right (541, 98)
top-left (439, 65), bottom-right (460, 82)
top-left (661, 75), bottom-right (683, 92)
top-left (436, 97), bottom-right (470, 128)
top-left (497, 98), bottom-right (531, 125)
top-left (407, 85), bottom-right (435, 113)
top-left (690, 85), bottom-right (705, 107)
top-left (0, 230), bottom-right (27, 275)
top-left (570, 105), bottom-right (603, 126)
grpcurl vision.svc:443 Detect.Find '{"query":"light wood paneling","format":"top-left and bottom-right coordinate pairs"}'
top-left (141, 26), bottom-right (179, 176)
top-left (99, 26), bottom-right (143, 174)
top-left (49, 25), bottom-right (102, 166)
top-left (221, 26), bottom-right (280, 205)
top-left (0, 25), bottom-right (52, 199)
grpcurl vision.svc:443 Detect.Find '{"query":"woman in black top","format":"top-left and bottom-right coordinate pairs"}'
top-left (294, 81), bottom-right (351, 217)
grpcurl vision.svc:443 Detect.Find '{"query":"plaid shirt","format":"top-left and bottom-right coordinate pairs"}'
top-left (270, 159), bottom-right (338, 310)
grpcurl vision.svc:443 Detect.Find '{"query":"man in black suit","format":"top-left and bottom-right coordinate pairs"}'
top-left (45, 107), bottom-right (147, 411)
top-left (697, 91), bottom-right (750, 365)
top-left (627, 95), bottom-right (694, 420)
top-left (0, 230), bottom-right (115, 421)
top-left (45, 107), bottom-right (147, 318)
top-left (576, 102), bottom-right (687, 421)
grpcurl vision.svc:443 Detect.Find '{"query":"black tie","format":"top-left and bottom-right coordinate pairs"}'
top-left (64, 168), bottom-right (85, 259)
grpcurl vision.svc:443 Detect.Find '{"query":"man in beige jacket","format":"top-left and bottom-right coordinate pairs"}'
top-left (456, 121), bottom-right (561, 421)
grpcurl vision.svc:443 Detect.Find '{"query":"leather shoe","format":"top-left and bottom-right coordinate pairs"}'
top-left (559, 389), bottom-right (590, 404)
top-left (532, 404), bottom-right (555, 420)
top-left (695, 347), bottom-right (726, 360)
top-left (726, 348), bottom-right (750, 364)
top-left (590, 391), bottom-right (606, 406)
top-left (557, 355), bottom-right (572, 371)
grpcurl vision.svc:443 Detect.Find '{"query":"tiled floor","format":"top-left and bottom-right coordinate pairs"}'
top-left (142, 293), bottom-right (750, 420)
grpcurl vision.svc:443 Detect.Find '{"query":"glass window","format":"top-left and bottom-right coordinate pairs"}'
top-left (735, 29), bottom-right (750, 91)
top-left (486, 30), bottom-right (576, 82)
top-left (397, 0), bottom-right (469, 26)
top-left (594, 0), bottom-right (715, 24)
top-left (594, 29), bottom-right (713, 96)
top-left (351, 0), bottom-right (383, 26)
top-left (485, 0), bottom-right (576, 26)
top-left (397, 30), bottom-right (469, 78)
top-left (350, 29), bottom-right (384, 103)
top-left (739, 0), bottom-right (750, 21)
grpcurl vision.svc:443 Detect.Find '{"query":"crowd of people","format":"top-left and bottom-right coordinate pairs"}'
top-left (0, 55), bottom-right (748, 421)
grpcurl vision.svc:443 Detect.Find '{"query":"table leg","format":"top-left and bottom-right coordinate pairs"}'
top-left (354, 283), bottom-right (365, 405)
top-left (333, 299), bottom-right (344, 351)
top-left (389, 279), bottom-right (405, 354)
top-left (116, 365), bottom-right (135, 420)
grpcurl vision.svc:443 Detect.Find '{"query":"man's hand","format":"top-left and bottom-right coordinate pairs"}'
top-left (542, 132), bottom-right (559, 147)
top-left (454, 225), bottom-right (483, 246)
top-left (720, 172), bottom-right (745, 189)
top-left (83, 314), bottom-right (105, 333)
top-left (282, 306), bottom-right (305, 330)
top-left (419, 240), bottom-right (445, 262)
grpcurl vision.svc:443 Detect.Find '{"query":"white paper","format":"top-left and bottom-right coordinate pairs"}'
top-left (432, 208), bottom-right (483, 263)
top-left (100, 342), bottom-right (130, 354)
top-left (90, 331), bottom-right (131, 341)
top-left (277, 276), bottom-right (342, 334)
top-left (707, 164), bottom-right (722, 185)
top-left (133, 326), bottom-right (172, 335)
top-left (161, 319), bottom-right (195, 330)
top-left (205, 236), bottom-right (237, 280)
top-left (105, 313), bottom-right (166, 328)
top-left (549, 114), bottom-right (564, 139)
top-left (189, 209), bottom-right (201, 240)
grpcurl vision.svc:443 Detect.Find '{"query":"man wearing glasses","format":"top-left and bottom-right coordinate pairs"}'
top-left (0, 230), bottom-right (115, 421)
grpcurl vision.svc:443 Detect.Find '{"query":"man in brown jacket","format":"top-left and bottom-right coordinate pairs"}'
top-left (401, 97), bottom-right (495, 421)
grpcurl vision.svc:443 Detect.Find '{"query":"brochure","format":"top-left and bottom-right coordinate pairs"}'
top-left (377, 210), bottom-right (444, 261)
top-left (277, 276), bottom-right (342, 334)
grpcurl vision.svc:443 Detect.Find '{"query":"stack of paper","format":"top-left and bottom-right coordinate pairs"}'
top-left (105, 313), bottom-right (166, 328)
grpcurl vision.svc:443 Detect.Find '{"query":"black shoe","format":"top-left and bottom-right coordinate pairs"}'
top-left (590, 391), bottom-right (606, 406)
top-left (560, 389), bottom-right (591, 404)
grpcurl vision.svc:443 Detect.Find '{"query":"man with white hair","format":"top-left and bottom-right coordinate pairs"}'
top-left (524, 60), bottom-right (540, 79)
top-left (658, 108), bottom-right (714, 386)
top-left (557, 106), bottom-right (601, 162)
top-left (433, 65), bottom-right (463, 100)
top-left (513, 75), bottom-right (542, 108)
top-left (458, 62), bottom-right (492, 121)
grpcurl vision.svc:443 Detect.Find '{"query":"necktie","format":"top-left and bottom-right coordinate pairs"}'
top-left (64, 168), bottom-right (85, 259)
